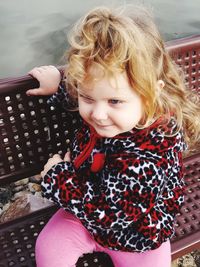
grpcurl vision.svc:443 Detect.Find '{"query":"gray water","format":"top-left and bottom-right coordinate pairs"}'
top-left (0, 0), bottom-right (200, 78)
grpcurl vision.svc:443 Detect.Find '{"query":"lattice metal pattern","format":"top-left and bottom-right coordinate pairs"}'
top-left (175, 49), bottom-right (200, 93)
top-left (0, 87), bottom-right (77, 184)
top-left (0, 207), bottom-right (57, 267)
top-left (171, 153), bottom-right (200, 256)
top-left (168, 41), bottom-right (200, 249)
top-left (167, 37), bottom-right (200, 95)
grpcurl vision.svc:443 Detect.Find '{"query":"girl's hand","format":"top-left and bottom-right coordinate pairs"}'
top-left (40, 152), bottom-right (71, 178)
top-left (26, 65), bottom-right (61, 96)
top-left (41, 154), bottom-right (63, 178)
top-left (64, 151), bottom-right (71, 162)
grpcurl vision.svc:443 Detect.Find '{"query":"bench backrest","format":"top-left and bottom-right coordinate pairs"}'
top-left (0, 78), bottom-right (75, 185)
top-left (0, 35), bottom-right (200, 186)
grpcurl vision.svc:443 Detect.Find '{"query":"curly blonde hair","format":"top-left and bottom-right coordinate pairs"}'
top-left (64, 6), bottom-right (200, 150)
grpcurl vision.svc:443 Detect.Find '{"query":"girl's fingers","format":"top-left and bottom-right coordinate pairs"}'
top-left (52, 154), bottom-right (62, 159)
top-left (41, 154), bottom-right (63, 177)
top-left (64, 151), bottom-right (71, 162)
top-left (28, 67), bottom-right (42, 76)
top-left (27, 65), bottom-right (61, 96)
top-left (26, 88), bottom-right (43, 96)
top-left (41, 65), bottom-right (55, 70)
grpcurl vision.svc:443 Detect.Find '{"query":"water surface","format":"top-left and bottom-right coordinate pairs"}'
top-left (0, 0), bottom-right (200, 78)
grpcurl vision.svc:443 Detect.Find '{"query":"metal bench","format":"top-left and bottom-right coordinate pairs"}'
top-left (0, 35), bottom-right (200, 266)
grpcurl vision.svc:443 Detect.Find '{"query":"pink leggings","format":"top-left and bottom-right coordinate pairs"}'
top-left (35, 209), bottom-right (171, 267)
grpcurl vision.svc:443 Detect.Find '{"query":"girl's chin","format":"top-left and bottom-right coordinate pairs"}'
top-left (94, 128), bottom-right (119, 138)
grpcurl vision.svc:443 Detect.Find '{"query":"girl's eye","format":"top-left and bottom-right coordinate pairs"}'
top-left (79, 94), bottom-right (93, 103)
top-left (108, 99), bottom-right (123, 105)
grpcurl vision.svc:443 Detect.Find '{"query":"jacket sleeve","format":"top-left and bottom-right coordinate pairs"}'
top-left (41, 160), bottom-right (84, 210)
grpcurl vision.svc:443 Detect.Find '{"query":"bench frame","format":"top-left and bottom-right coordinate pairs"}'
top-left (0, 35), bottom-right (200, 266)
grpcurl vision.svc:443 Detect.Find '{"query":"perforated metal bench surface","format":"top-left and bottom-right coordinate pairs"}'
top-left (0, 35), bottom-right (200, 266)
top-left (171, 154), bottom-right (200, 259)
top-left (0, 154), bottom-right (199, 266)
top-left (0, 207), bottom-right (58, 267)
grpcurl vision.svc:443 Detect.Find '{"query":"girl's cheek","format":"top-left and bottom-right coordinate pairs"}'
top-left (79, 104), bottom-right (90, 120)
top-left (79, 108), bottom-right (85, 120)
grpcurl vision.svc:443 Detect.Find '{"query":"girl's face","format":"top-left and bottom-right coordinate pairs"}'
top-left (78, 66), bottom-right (143, 138)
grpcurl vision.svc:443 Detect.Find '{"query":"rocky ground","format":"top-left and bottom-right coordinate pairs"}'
top-left (0, 176), bottom-right (199, 267)
top-left (0, 175), bottom-right (51, 222)
top-left (172, 251), bottom-right (200, 267)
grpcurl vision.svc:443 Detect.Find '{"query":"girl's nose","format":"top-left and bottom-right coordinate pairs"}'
top-left (91, 104), bottom-right (108, 121)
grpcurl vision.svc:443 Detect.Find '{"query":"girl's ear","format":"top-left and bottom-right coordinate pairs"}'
top-left (157, 79), bottom-right (165, 89)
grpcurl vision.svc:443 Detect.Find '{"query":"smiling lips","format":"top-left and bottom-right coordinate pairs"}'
top-left (95, 123), bottom-right (113, 128)
top-left (95, 122), bottom-right (112, 127)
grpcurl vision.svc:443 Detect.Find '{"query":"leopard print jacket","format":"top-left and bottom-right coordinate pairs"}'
top-left (42, 85), bottom-right (187, 253)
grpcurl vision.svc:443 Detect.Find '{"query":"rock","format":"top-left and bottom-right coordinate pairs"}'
top-left (0, 208), bottom-right (3, 217)
top-left (192, 250), bottom-right (200, 266)
top-left (28, 183), bottom-right (41, 193)
top-left (0, 186), bottom-right (12, 204)
top-left (27, 194), bottom-right (53, 212)
top-left (179, 254), bottom-right (196, 267)
top-left (171, 260), bottom-right (178, 267)
top-left (2, 202), bottom-right (10, 212)
top-left (12, 190), bottom-right (30, 201)
top-left (34, 191), bottom-right (43, 198)
top-left (0, 194), bottom-right (31, 223)
top-left (29, 174), bottom-right (42, 184)
top-left (0, 192), bottom-right (53, 223)
top-left (12, 185), bottom-right (27, 193)
top-left (13, 178), bottom-right (29, 187)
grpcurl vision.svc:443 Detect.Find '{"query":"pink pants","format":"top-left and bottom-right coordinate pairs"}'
top-left (35, 209), bottom-right (171, 267)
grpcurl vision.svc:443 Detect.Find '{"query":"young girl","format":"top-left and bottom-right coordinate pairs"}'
top-left (27, 6), bottom-right (200, 267)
